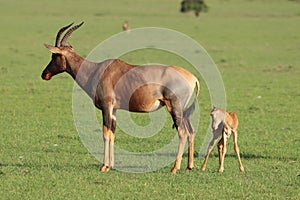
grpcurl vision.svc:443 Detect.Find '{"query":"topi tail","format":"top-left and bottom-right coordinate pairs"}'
top-left (172, 81), bottom-right (200, 133)
top-left (183, 81), bottom-right (200, 133)
top-left (183, 81), bottom-right (200, 119)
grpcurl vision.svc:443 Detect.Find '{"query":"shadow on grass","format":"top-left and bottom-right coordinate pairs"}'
top-left (1, 152), bottom-right (297, 174)
top-left (194, 152), bottom-right (297, 161)
top-left (0, 161), bottom-right (100, 172)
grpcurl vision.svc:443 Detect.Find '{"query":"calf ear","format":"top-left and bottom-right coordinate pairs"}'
top-left (211, 106), bottom-right (216, 112)
top-left (44, 44), bottom-right (62, 54)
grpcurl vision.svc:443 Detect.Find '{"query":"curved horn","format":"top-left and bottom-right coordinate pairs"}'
top-left (55, 23), bottom-right (74, 47)
top-left (60, 22), bottom-right (84, 47)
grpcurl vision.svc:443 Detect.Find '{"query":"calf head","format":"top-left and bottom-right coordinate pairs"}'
top-left (210, 106), bottom-right (226, 131)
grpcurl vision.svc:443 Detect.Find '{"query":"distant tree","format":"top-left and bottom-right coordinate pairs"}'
top-left (180, 0), bottom-right (208, 17)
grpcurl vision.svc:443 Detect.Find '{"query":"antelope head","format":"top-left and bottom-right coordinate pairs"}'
top-left (210, 106), bottom-right (226, 131)
top-left (41, 22), bottom-right (84, 80)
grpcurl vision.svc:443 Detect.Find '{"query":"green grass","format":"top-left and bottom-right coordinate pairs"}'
top-left (0, 0), bottom-right (299, 199)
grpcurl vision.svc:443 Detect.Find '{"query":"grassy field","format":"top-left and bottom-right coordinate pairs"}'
top-left (0, 0), bottom-right (299, 199)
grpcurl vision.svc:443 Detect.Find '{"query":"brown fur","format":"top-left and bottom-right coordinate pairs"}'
top-left (201, 107), bottom-right (244, 173)
top-left (41, 23), bottom-right (200, 173)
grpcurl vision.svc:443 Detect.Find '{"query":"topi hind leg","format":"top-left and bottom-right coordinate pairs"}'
top-left (171, 126), bottom-right (188, 174)
top-left (186, 119), bottom-right (195, 171)
top-left (163, 98), bottom-right (188, 174)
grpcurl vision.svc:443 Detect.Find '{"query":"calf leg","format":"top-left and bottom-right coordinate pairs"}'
top-left (232, 130), bottom-right (244, 173)
top-left (201, 132), bottom-right (219, 171)
top-left (218, 135), bottom-right (227, 173)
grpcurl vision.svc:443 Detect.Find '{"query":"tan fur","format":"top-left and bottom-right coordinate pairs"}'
top-left (122, 21), bottom-right (129, 31)
top-left (201, 107), bottom-right (244, 173)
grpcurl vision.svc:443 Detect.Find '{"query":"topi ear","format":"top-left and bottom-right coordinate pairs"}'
top-left (44, 44), bottom-right (62, 54)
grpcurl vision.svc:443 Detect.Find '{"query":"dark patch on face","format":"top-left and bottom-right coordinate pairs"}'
top-left (41, 54), bottom-right (66, 80)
